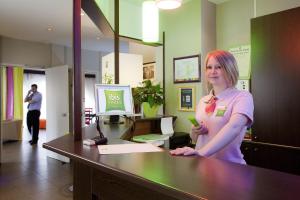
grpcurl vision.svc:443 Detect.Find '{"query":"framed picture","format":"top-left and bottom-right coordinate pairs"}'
top-left (236, 79), bottom-right (250, 91)
top-left (173, 55), bottom-right (200, 83)
top-left (143, 62), bottom-right (155, 81)
top-left (178, 86), bottom-right (195, 111)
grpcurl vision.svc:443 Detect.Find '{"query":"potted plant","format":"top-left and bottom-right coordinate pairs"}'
top-left (133, 80), bottom-right (164, 117)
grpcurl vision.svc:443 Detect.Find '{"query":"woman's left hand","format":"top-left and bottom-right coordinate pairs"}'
top-left (170, 147), bottom-right (199, 156)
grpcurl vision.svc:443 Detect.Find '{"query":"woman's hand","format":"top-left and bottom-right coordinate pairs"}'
top-left (170, 147), bottom-right (199, 156)
top-left (191, 122), bottom-right (208, 135)
top-left (190, 122), bottom-right (209, 142)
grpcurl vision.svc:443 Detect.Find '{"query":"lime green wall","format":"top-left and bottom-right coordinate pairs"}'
top-left (95, 0), bottom-right (210, 133)
top-left (257, 0), bottom-right (300, 17)
top-left (160, 0), bottom-right (202, 132)
top-left (119, 1), bottom-right (142, 39)
top-left (217, 0), bottom-right (300, 50)
top-left (95, 0), bottom-right (300, 134)
top-left (95, 0), bottom-right (142, 39)
top-left (217, 0), bottom-right (253, 50)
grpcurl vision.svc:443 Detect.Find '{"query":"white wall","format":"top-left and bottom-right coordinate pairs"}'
top-left (51, 44), bottom-right (65, 66)
top-left (53, 44), bottom-right (102, 83)
top-left (128, 42), bottom-right (156, 63)
top-left (102, 53), bottom-right (114, 84)
top-left (128, 42), bottom-right (164, 87)
top-left (102, 53), bottom-right (143, 87)
top-left (1, 36), bottom-right (130, 81)
top-left (1, 36), bottom-right (51, 67)
top-left (120, 53), bottom-right (143, 87)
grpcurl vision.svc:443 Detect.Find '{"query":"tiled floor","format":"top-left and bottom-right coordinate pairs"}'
top-left (0, 129), bottom-right (73, 200)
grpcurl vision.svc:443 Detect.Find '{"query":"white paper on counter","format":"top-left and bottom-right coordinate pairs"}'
top-left (98, 143), bottom-right (163, 154)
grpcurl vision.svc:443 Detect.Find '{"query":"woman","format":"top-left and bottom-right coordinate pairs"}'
top-left (170, 50), bottom-right (254, 164)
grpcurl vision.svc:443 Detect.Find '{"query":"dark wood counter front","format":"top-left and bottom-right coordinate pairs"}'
top-left (43, 122), bottom-right (300, 200)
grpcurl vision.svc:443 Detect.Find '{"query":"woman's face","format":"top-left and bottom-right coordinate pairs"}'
top-left (205, 56), bottom-right (228, 88)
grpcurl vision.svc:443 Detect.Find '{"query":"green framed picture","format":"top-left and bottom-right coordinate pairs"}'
top-left (178, 86), bottom-right (195, 111)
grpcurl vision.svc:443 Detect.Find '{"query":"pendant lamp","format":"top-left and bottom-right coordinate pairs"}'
top-left (142, 1), bottom-right (159, 42)
top-left (155, 0), bottom-right (182, 10)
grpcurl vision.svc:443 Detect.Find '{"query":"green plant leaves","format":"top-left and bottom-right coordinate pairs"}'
top-left (133, 80), bottom-right (164, 107)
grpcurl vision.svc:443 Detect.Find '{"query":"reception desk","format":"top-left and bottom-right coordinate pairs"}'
top-left (1, 119), bottom-right (23, 141)
top-left (43, 119), bottom-right (300, 200)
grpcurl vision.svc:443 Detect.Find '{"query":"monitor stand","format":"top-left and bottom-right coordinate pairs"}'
top-left (103, 115), bottom-right (124, 125)
top-left (93, 116), bottom-right (108, 145)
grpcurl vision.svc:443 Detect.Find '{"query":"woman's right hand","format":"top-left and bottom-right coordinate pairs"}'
top-left (190, 122), bottom-right (208, 142)
top-left (191, 122), bottom-right (208, 136)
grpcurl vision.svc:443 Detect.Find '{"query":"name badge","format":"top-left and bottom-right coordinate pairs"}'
top-left (216, 105), bottom-right (226, 117)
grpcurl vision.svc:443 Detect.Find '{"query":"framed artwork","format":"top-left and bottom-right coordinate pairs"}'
top-left (178, 86), bottom-right (195, 111)
top-left (143, 62), bottom-right (155, 81)
top-left (173, 55), bottom-right (200, 83)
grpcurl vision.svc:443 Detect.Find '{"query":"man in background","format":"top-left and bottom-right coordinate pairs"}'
top-left (24, 84), bottom-right (42, 145)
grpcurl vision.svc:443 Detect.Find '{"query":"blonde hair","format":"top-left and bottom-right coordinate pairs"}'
top-left (204, 50), bottom-right (239, 92)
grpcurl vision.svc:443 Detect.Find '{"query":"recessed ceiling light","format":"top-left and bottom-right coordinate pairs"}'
top-left (47, 27), bottom-right (53, 31)
top-left (155, 0), bottom-right (182, 10)
top-left (96, 37), bottom-right (100, 40)
top-left (81, 12), bottom-right (84, 16)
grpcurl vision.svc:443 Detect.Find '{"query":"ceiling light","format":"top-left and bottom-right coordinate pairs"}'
top-left (96, 37), bottom-right (100, 40)
top-left (142, 1), bottom-right (159, 42)
top-left (81, 12), bottom-right (84, 16)
top-left (47, 27), bottom-right (53, 31)
top-left (155, 0), bottom-right (182, 10)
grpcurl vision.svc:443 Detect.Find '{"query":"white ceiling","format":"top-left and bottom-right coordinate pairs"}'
top-left (0, 0), bottom-right (231, 52)
top-left (123, 0), bottom-right (230, 6)
top-left (0, 0), bottom-right (110, 51)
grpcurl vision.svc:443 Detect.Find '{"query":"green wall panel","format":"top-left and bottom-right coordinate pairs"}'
top-left (160, 0), bottom-right (202, 132)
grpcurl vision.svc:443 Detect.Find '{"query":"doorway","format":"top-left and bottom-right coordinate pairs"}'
top-left (23, 69), bottom-right (46, 141)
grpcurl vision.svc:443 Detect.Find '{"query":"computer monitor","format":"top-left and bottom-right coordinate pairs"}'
top-left (95, 84), bottom-right (134, 116)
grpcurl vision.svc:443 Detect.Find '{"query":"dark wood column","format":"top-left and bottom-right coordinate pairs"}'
top-left (114, 0), bottom-right (119, 84)
top-left (0, 66), bottom-right (2, 163)
top-left (73, 0), bottom-right (82, 141)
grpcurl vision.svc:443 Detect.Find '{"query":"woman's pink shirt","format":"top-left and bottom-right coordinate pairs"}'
top-left (195, 87), bottom-right (254, 164)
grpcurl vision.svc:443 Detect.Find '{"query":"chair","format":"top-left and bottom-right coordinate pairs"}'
top-left (39, 119), bottom-right (46, 129)
top-left (84, 108), bottom-right (93, 125)
top-left (132, 117), bottom-right (174, 146)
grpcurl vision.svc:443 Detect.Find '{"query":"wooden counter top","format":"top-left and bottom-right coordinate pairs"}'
top-left (43, 121), bottom-right (300, 200)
